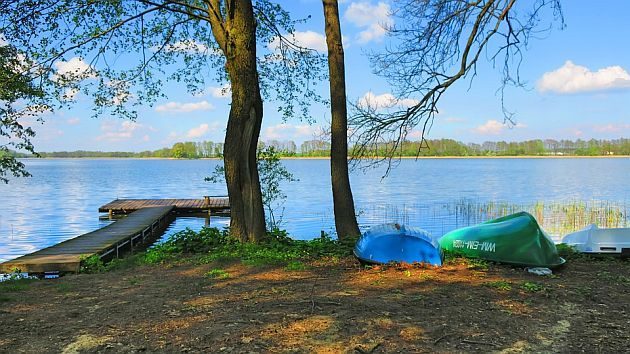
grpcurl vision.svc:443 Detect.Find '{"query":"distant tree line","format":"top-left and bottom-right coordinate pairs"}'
top-left (4, 138), bottom-right (630, 159)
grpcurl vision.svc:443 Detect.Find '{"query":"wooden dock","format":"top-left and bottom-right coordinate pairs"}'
top-left (0, 206), bottom-right (174, 273)
top-left (99, 196), bottom-right (230, 215)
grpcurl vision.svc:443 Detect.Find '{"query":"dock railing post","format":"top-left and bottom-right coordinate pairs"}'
top-left (204, 196), bottom-right (210, 207)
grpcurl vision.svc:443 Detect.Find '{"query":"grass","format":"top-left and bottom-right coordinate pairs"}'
top-left (285, 261), bottom-right (308, 271)
top-left (205, 269), bottom-right (230, 279)
top-left (0, 278), bottom-right (38, 292)
top-left (484, 280), bottom-right (512, 291)
top-left (444, 251), bottom-right (490, 270)
top-left (521, 281), bottom-right (546, 293)
top-left (55, 283), bottom-right (74, 293)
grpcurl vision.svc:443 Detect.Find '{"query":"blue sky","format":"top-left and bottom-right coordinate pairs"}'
top-left (29, 0), bottom-right (630, 152)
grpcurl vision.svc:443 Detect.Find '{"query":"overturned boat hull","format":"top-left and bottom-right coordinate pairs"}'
top-left (354, 224), bottom-right (443, 266)
top-left (562, 224), bottom-right (630, 255)
top-left (439, 212), bottom-right (565, 268)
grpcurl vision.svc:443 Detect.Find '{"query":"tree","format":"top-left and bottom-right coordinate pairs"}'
top-left (322, 0), bottom-right (360, 239)
top-left (350, 0), bottom-right (563, 172)
top-left (206, 146), bottom-right (297, 231)
top-left (0, 44), bottom-right (45, 183)
top-left (1, 0), bottom-right (325, 242)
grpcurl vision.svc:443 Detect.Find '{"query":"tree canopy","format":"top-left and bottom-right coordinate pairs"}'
top-left (0, 44), bottom-right (45, 183)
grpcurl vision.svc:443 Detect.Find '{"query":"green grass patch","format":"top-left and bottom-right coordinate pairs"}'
top-left (556, 243), bottom-right (591, 261)
top-left (55, 283), bottom-right (74, 293)
top-left (484, 280), bottom-right (512, 291)
top-left (285, 261), bottom-right (308, 271)
top-left (521, 281), bottom-right (546, 292)
top-left (443, 250), bottom-right (490, 270)
top-left (205, 269), bottom-right (230, 279)
top-left (0, 278), bottom-right (37, 292)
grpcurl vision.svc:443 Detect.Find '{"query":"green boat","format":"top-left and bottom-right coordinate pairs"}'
top-left (439, 212), bottom-right (565, 268)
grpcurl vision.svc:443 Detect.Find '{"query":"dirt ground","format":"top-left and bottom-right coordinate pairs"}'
top-left (1, 256), bottom-right (629, 353)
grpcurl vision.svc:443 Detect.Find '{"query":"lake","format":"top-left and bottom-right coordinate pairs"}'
top-left (1, 157), bottom-right (628, 262)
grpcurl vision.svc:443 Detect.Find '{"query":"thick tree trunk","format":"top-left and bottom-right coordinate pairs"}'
top-left (323, 0), bottom-right (361, 239)
top-left (218, 0), bottom-right (266, 242)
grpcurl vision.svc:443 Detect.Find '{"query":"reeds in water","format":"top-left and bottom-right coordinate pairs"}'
top-left (450, 199), bottom-right (629, 237)
top-left (358, 199), bottom-right (629, 240)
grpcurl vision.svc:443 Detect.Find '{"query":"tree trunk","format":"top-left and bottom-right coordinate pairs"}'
top-left (213, 0), bottom-right (266, 242)
top-left (323, 0), bottom-right (361, 239)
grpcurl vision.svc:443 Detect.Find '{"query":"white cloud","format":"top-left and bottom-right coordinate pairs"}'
top-left (593, 123), bottom-right (630, 133)
top-left (472, 120), bottom-right (526, 135)
top-left (344, 1), bottom-right (392, 43)
top-left (538, 61), bottom-right (630, 94)
top-left (292, 31), bottom-right (328, 52)
top-left (262, 123), bottom-right (322, 141)
top-left (473, 120), bottom-right (505, 135)
top-left (163, 40), bottom-right (213, 54)
top-left (207, 84), bottom-right (231, 98)
top-left (96, 120), bottom-right (144, 142)
top-left (155, 100), bottom-right (215, 113)
top-left (53, 57), bottom-right (97, 82)
top-left (66, 117), bottom-right (80, 125)
top-left (357, 91), bottom-right (419, 110)
top-left (0, 35), bottom-right (7, 46)
top-left (268, 30), bottom-right (328, 54)
top-left (61, 87), bottom-right (80, 101)
top-left (572, 128), bottom-right (584, 137)
top-left (187, 123), bottom-right (210, 138)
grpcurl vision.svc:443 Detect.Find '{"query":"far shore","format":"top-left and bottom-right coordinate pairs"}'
top-left (18, 155), bottom-right (630, 160)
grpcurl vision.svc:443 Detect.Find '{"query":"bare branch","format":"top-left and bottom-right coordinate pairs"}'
top-left (350, 0), bottom-right (563, 175)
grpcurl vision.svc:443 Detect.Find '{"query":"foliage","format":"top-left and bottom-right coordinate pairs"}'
top-left (207, 146), bottom-right (297, 230)
top-left (0, 0), bottom-right (325, 119)
top-left (556, 243), bottom-right (588, 261)
top-left (0, 44), bottom-right (45, 183)
top-left (79, 255), bottom-right (107, 274)
top-left (0, 0), bottom-right (326, 186)
top-left (22, 137), bottom-right (630, 159)
top-left (143, 227), bottom-right (355, 267)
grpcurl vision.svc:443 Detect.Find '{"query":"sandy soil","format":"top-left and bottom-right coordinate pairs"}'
top-left (1, 256), bottom-right (629, 353)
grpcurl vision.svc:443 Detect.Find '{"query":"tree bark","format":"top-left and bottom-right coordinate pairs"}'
top-left (207, 0), bottom-right (266, 242)
top-left (323, 0), bottom-right (361, 239)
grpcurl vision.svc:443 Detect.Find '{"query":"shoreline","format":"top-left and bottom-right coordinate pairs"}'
top-left (17, 155), bottom-right (630, 160)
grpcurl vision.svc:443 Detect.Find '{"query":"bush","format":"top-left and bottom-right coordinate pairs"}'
top-left (143, 227), bottom-right (355, 267)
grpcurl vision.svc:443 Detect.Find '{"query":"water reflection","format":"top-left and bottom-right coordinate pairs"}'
top-left (1, 158), bottom-right (628, 261)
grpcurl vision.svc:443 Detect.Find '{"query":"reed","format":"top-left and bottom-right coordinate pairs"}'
top-left (450, 199), bottom-right (629, 237)
top-left (358, 199), bottom-right (629, 240)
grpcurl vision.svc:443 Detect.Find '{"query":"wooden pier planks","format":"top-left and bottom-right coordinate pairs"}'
top-left (0, 206), bottom-right (175, 273)
top-left (98, 197), bottom-right (230, 214)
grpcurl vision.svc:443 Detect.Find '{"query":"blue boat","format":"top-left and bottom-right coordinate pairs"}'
top-left (354, 224), bottom-right (443, 266)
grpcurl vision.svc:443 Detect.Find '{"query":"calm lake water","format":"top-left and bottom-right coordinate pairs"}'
top-left (1, 157), bottom-right (629, 262)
